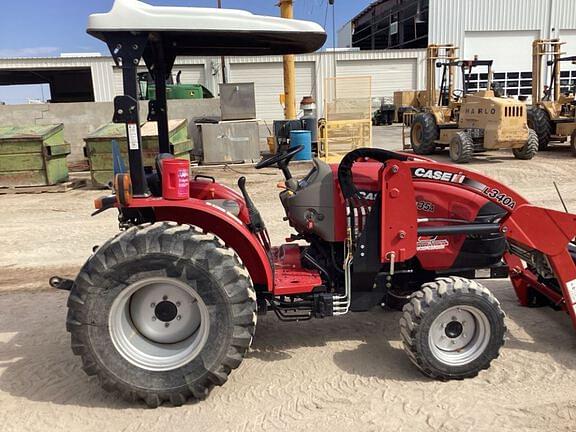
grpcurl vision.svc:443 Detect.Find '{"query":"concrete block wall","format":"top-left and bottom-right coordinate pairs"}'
top-left (0, 99), bottom-right (221, 163)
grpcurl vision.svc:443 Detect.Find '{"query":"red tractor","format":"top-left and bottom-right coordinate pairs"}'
top-left (53, 1), bottom-right (576, 407)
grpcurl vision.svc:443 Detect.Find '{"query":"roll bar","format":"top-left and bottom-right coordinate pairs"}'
top-left (89, 3), bottom-right (326, 196)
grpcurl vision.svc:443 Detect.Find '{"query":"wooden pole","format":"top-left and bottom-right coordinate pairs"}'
top-left (279, 0), bottom-right (296, 119)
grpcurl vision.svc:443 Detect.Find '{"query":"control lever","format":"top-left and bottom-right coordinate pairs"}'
top-left (238, 177), bottom-right (266, 233)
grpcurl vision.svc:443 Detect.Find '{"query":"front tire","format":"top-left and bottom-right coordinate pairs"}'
top-left (527, 106), bottom-right (552, 150)
top-left (449, 131), bottom-right (474, 163)
top-left (399, 277), bottom-right (506, 380)
top-left (410, 112), bottom-right (439, 155)
top-left (513, 129), bottom-right (539, 160)
top-left (66, 222), bottom-right (256, 407)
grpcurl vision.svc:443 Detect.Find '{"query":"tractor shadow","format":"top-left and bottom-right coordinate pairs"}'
top-left (482, 280), bottom-right (576, 368)
top-left (249, 308), bottom-right (424, 382)
top-left (251, 280), bottom-right (576, 381)
top-left (427, 145), bottom-right (575, 165)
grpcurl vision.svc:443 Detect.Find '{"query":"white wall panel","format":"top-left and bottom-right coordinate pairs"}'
top-left (464, 30), bottom-right (539, 72)
top-left (336, 58), bottom-right (417, 97)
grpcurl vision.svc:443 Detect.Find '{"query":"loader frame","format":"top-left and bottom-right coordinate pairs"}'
top-left (366, 154), bottom-right (576, 329)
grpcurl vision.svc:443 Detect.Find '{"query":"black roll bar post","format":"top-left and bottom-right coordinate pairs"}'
top-left (145, 36), bottom-right (176, 155)
top-left (105, 32), bottom-right (150, 197)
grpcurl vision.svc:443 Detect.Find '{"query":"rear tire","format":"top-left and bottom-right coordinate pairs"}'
top-left (513, 129), bottom-right (539, 160)
top-left (66, 222), bottom-right (257, 407)
top-left (449, 131), bottom-right (474, 163)
top-left (527, 106), bottom-right (552, 150)
top-left (399, 277), bottom-right (506, 380)
top-left (410, 112), bottom-right (439, 155)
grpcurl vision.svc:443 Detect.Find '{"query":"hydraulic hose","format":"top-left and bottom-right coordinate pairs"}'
top-left (337, 148), bottom-right (408, 201)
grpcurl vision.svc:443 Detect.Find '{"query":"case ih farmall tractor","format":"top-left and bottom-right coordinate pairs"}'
top-left (53, 0), bottom-right (576, 407)
top-left (410, 44), bottom-right (538, 163)
top-left (528, 38), bottom-right (576, 154)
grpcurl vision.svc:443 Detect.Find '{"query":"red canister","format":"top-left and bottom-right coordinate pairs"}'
top-left (162, 159), bottom-right (190, 200)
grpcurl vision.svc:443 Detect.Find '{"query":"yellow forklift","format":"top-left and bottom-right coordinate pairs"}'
top-left (410, 44), bottom-right (537, 163)
top-left (528, 39), bottom-right (576, 155)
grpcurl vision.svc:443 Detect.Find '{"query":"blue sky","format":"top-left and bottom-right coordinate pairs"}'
top-left (0, 1), bottom-right (372, 103)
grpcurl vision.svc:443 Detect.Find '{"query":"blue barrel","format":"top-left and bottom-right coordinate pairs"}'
top-left (289, 130), bottom-right (312, 161)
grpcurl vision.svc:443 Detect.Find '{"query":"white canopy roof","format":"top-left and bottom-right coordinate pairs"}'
top-left (87, 0), bottom-right (326, 56)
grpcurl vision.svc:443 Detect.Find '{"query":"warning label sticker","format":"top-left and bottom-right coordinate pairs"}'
top-left (417, 236), bottom-right (449, 251)
top-left (128, 123), bottom-right (139, 150)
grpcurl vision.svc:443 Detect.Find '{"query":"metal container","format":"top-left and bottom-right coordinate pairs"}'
top-left (0, 124), bottom-right (70, 187)
top-left (85, 119), bottom-right (192, 188)
top-left (219, 83), bottom-right (256, 121)
top-left (273, 119), bottom-right (304, 152)
top-left (197, 120), bottom-right (260, 164)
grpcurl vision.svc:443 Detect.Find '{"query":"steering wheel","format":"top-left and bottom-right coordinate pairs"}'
top-left (256, 145), bottom-right (305, 170)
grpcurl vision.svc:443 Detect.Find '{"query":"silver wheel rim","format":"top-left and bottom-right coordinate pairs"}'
top-left (109, 277), bottom-right (210, 372)
top-left (428, 305), bottom-right (490, 366)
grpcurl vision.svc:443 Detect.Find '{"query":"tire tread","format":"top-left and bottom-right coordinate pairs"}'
top-left (67, 222), bottom-right (257, 407)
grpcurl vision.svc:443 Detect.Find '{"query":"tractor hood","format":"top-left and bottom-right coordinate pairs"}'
top-left (87, 0), bottom-right (327, 56)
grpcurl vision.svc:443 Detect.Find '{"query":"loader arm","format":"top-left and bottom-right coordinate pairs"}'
top-left (350, 153), bottom-right (576, 329)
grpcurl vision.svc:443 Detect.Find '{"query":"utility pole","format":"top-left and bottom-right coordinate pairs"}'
top-left (218, 0), bottom-right (227, 83)
top-left (279, 0), bottom-right (296, 119)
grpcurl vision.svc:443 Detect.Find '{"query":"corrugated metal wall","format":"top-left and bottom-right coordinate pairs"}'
top-left (0, 49), bottom-right (427, 119)
top-left (429, 0), bottom-right (576, 47)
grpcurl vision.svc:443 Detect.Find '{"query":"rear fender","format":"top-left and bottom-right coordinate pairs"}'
top-left (127, 197), bottom-right (273, 290)
top-left (189, 178), bottom-right (249, 223)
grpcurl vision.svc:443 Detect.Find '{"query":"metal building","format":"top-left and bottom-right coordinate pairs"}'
top-left (340, 0), bottom-right (576, 98)
top-left (0, 50), bottom-right (427, 121)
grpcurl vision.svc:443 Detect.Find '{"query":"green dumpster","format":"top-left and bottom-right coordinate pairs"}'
top-left (0, 124), bottom-right (70, 187)
top-left (84, 119), bottom-right (192, 188)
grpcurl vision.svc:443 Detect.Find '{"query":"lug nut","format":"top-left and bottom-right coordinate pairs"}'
top-left (152, 316), bottom-right (156, 321)
top-left (165, 322), bottom-right (170, 328)
top-left (176, 302), bottom-right (181, 307)
top-left (150, 302), bottom-right (156, 308)
top-left (176, 315), bottom-right (182, 321)
top-left (163, 295), bottom-right (168, 301)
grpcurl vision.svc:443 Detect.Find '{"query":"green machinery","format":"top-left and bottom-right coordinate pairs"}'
top-left (137, 71), bottom-right (214, 100)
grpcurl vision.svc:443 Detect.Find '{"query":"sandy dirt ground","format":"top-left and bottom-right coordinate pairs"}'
top-left (1, 126), bottom-right (576, 432)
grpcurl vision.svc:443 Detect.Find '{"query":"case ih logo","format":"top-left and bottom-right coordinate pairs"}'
top-left (412, 168), bottom-right (466, 184)
top-left (357, 191), bottom-right (378, 201)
